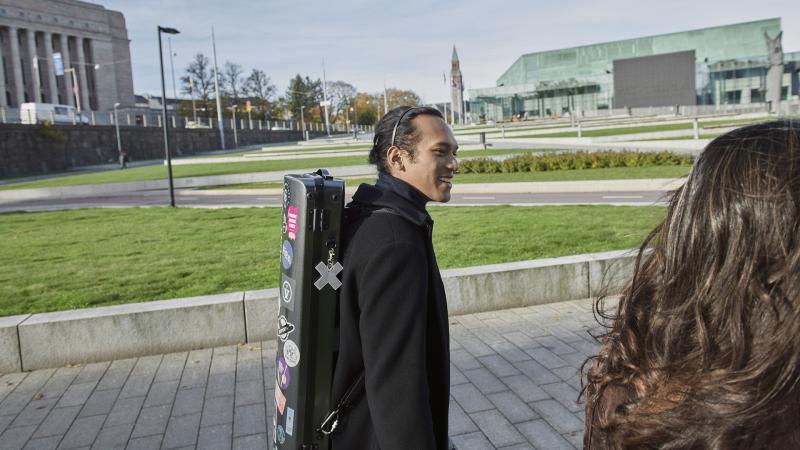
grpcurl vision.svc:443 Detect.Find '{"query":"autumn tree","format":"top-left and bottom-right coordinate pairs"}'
top-left (180, 53), bottom-right (214, 118)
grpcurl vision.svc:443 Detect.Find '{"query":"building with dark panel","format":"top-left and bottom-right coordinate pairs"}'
top-left (469, 18), bottom-right (799, 122)
top-left (0, 0), bottom-right (134, 112)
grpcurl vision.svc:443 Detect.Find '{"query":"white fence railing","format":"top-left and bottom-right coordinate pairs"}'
top-left (0, 107), bottom-right (372, 133)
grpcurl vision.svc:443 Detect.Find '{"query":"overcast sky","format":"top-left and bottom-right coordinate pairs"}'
top-left (94, 0), bottom-right (798, 104)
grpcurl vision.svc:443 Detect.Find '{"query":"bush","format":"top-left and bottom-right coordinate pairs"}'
top-left (462, 151), bottom-right (694, 174)
top-left (38, 121), bottom-right (66, 144)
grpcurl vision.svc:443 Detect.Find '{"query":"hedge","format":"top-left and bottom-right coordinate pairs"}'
top-left (459, 151), bottom-right (694, 174)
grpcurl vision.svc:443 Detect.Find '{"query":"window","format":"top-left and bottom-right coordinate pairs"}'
top-left (725, 90), bottom-right (742, 104)
top-left (750, 88), bottom-right (764, 103)
top-left (54, 106), bottom-right (68, 115)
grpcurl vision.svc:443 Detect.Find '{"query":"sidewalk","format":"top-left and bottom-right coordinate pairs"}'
top-left (0, 298), bottom-right (603, 450)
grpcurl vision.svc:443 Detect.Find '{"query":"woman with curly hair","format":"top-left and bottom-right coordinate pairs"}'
top-left (584, 120), bottom-right (800, 449)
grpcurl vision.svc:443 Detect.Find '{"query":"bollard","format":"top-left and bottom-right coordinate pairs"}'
top-left (143, 115), bottom-right (148, 127)
top-left (693, 118), bottom-right (699, 140)
top-left (0, 107), bottom-right (5, 124)
top-left (501, 126), bottom-right (505, 139)
top-left (157, 115), bottom-right (162, 128)
top-left (127, 113), bottom-right (131, 126)
top-left (259, 120), bottom-right (263, 130)
top-left (91, 111), bottom-right (96, 125)
top-left (578, 122), bottom-right (582, 138)
top-left (172, 116), bottom-right (176, 128)
top-left (71, 110), bottom-right (76, 126)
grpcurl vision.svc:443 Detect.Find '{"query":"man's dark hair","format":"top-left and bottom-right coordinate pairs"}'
top-left (369, 106), bottom-right (445, 173)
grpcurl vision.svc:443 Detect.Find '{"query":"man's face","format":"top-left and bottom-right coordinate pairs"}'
top-left (392, 115), bottom-right (459, 203)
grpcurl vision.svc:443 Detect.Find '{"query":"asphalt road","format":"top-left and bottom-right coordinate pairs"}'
top-left (0, 190), bottom-right (670, 213)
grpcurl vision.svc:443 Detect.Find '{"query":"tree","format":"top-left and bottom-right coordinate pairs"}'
top-left (222, 61), bottom-right (245, 106)
top-left (286, 74), bottom-right (323, 122)
top-left (244, 69), bottom-right (276, 119)
top-left (353, 93), bottom-right (380, 125)
top-left (180, 53), bottom-right (214, 118)
top-left (245, 69), bottom-right (276, 102)
top-left (385, 88), bottom-right (422, 110)
top-left (326, 81), bottom-right (357, 124)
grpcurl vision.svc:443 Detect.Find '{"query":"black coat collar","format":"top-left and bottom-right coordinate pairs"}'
top-left (350, 182), bottom-right (432, 228)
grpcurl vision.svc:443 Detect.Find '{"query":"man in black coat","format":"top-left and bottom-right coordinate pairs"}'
top-left (330, 106), bottom-right (459, 449)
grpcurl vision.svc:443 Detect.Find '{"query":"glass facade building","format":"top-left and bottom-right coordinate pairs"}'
top-left (469, 18), bottom-right (800, 122)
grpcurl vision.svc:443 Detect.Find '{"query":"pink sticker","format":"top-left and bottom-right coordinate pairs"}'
top-left (287, 206), bottom-right (299, 241)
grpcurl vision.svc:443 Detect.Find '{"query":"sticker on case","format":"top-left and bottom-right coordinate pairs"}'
top-left (277, 425), bottom-right (286, 444)
top-left (283, 340), bottom-right (300, 367)
top-left (277, 356), bottom-right (290, 390)
top-left (314, 261), bottom-right (343, 290)
top-left (281, 240), bottom-right (293, 270)
top-left (275, 381), bottom-right (286, 414)
top-left (286, 407), bottom-right (295, 436)
top-left (287, 206), bottom-right (299, 240)
top-left (281, 274), bottom-right (295, 311)
top-left (277, 316), bottom-right (295, 342)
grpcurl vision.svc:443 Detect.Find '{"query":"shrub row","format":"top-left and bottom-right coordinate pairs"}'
top-left (459, 151), bottom-right (694, 174)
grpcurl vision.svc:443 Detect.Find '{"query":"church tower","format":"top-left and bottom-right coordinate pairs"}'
top-left (450, 45), bottom-right (465, 124)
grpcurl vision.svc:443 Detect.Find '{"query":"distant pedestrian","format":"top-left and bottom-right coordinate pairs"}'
top-left (119, 151), bottom-right (128, 169)
top-left (584, 120), bottom-right (800, 449)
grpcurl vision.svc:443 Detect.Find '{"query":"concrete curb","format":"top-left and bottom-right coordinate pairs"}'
top-left (1, 249), bottom-right (640, 372)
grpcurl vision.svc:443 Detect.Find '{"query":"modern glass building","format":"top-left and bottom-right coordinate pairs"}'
top-left (469, 18), bottom-right (800, 121)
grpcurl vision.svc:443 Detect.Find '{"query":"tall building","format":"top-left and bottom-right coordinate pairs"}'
top-left (0, 0), bottom-right (134, 112)
top-left (450, 45), bottom-right (465, 124)
top-left (469, 18), bottom-right (800, 122)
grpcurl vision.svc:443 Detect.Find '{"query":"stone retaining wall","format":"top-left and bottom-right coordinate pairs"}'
top-left (0, 249), bottom-right (639, 373)
top-left (0, 124), bottom-right (324, 178)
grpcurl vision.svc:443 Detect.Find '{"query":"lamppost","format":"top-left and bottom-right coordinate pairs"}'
top-left (113, 102), bottom-right (122, 159)
top-left (63, 67), bottom-right (80, 114)
top-left (299, 105), bottom-right (307, 141)
top-left (158, 25), bottom-right (179, 208)
top-left (229, 105), bottom-right (238, 148)
top-left (349, 106), bottom-right (355, 139)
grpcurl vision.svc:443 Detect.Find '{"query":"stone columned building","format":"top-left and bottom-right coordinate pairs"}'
top-left (0, 0), bottom-right (134, 112)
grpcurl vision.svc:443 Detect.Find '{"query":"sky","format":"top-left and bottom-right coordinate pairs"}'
top-left (94, 0), bottom-right (799, 104)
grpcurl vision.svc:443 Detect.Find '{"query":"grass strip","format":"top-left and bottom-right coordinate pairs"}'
top-left (514, 118), bottom-right (767, 139)
top-left (0, 205), bottom-right (665, 316)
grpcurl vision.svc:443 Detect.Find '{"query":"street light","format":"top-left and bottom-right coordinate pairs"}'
top-left (229, 105), bottom-right (239, 148)
top-left (299, 105), bottom-right (307, 141)
top-left (158, 25), bottom-right (179, 208)
top-left (113, 102), bottom-right (122, 163)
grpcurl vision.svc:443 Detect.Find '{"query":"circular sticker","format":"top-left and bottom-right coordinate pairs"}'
top-left (281, 240), bottom-right (293, 270)
top-left (277, 424), bottom-right (286, 444)
top-left (277, 356), bottom-right (290, 390)
top-left (283, 340), bottom-right (300, 367)
top-left (282, 280), bottom-right (292, 303)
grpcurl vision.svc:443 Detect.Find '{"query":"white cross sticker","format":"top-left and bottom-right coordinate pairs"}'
top-left (314, 262), bottom-right (343, 290)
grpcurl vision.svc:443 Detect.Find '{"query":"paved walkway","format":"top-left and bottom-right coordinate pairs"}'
top-left (0, 299), bottom-right (603, 449)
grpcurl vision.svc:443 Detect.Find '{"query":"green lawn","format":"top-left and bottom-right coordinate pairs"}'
top-left (0, 205), bottom-right (664, 316)
top-left (203, 164), bottom-right (691, 189)
top-left (0, 154), bottom-right (373, 190)
top-left (0, 149), bottom-right (559, 190)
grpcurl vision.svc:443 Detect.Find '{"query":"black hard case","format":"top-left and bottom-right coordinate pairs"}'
top-left (274, 169), bottom-right (344, 450)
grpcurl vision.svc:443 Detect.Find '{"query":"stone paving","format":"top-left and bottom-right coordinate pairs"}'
top-left (0, 298), bottom-right (605, 449)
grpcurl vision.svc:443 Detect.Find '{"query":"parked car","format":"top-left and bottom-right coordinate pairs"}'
top-left (19, 103), bottom-right (89, 125)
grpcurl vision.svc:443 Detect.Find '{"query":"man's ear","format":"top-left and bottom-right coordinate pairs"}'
top-left (386, 145), bottom-right (405, 174)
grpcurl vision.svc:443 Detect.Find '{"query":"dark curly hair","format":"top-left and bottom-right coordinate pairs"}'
top-left (584, 120), bottom-right (800, 449)
top-left (368, 106), bottom-right (444, 173)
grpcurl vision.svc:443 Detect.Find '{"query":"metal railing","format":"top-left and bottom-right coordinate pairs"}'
top-left (0, 107), bottom-right (374, 133)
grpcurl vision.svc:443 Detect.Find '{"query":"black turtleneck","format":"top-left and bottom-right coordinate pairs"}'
top-left (374, 171), bottom-right (429, 214)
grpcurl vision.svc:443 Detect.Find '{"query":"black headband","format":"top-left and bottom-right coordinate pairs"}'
top-left (390, 107), bottom-right (419, 147)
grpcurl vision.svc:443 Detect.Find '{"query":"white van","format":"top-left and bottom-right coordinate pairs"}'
top-left (19, 103), bottom-right (89, 125)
